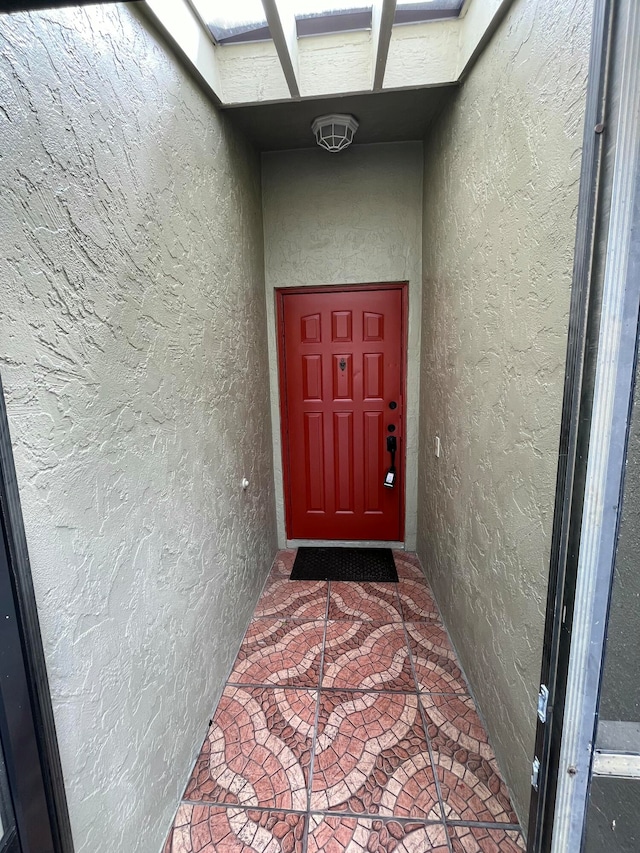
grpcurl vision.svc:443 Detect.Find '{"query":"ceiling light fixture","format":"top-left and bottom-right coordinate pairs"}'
top-left (311, 113), bottom-right (359, 152)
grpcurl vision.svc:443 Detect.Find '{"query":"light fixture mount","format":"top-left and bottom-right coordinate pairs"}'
top-left (311, 113), bottom-right (359, 152)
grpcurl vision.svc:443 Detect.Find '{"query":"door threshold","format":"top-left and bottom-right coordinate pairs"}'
top-left (286, 539), bottom-right (405, 549)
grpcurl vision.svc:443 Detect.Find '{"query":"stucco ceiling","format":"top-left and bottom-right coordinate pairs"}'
top-left (224, 85), bottom-right (455, 150)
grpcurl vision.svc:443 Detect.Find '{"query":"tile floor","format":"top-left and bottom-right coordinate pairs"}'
top-left (163, 550), bottom-right (526, 852)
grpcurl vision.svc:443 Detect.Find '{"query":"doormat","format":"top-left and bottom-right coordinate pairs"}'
top-left (290, 547), bottom-right (398, 582)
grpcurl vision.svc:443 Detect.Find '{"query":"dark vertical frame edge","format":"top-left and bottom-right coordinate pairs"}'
top-left (275, 289), bottom-right (294, 540)
top-left (0, 375), bottom-right (74, 853)
top-left (400, 281), bottom-right (408, 541)
top-left (527, 0), bottom-right (613, 849)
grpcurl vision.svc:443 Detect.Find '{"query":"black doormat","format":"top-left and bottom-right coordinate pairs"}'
top-left (290, 547), bottom-right (398, 582)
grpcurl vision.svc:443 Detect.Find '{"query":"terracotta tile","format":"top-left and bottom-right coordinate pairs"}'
top-left (322, 622), bottom-right (416, 692)
top-left (434, 762), bottom-right (517, 824)
top-left (423, 694), bottom-right (518, 824)
top-left (397, 580), bottom-right (441, 623)
top-left (229, 619), bottom-right (325, 687)
top-left (449, 824), bottom-right (526, 852)
top-left (184, 686), bottom-right (315, 811)
top-left (434, 755), bottom-right (518, 824)
top-left (267, 550), bottom-right (296, 583)
top-left (406, 623), bottom-right (467, 694)
top-left (310, 691), bottom-right (439, 819)
top-left (255, 579), bottom-right (328, 620)
top-left (420, 694), bottom-right (495, 760)
top-left (307, 815), bottom-right (449, 853)
top-left (166, 804), bottom-right (306, 852)
top-left (328, 583), bottom-right (403, 622)
top-left (393, 552), bottom-right (427, 583)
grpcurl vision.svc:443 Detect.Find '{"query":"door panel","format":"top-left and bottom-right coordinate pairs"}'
top-left (332, 311), bottom-right (352, 342)
top-left (279, 286), bottom-right (405, 541)
top-left (302, 356), bottom-right (322, 401)
top-left (363, 411), bottom-right (384, 514)
top-left (333, 354), bottom-right (352, 399)
top-left (304, 413), bottom-right (325, 512)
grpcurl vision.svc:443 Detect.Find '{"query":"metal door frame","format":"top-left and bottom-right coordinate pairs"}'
top-left (528, 0), bottom-right (640, 848)
top-left (0, 377), bottom-right (74, 853)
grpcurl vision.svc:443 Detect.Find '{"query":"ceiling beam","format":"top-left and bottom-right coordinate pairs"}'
top-left (371, 0), bottom-right (397, 90)
top-left (140, 0), bottom-right (223, 104)
top-left (457, 0), bottom-right (515, 80)
top-left (261, 0), bottom-right (301, 99)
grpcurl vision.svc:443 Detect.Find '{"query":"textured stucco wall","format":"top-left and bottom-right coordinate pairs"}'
top-left (417, 0), bottom-right (592, 825)
top-left (262, 143), bottom-right (423, 548)
top-left (0, 6), bottom-right (276, 851)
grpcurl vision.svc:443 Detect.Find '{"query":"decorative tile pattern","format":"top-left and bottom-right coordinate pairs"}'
top-left (166, 551), bottom-right (529, 853)
top-left (406, 622), bottom-right (467, 693)
top-left (422, 694), bottom-right (518, 824)
top-left (185, 686), bottom-right (315, 810)
top-left (254, 579), bottom-right (328, 620)
top-left (267, 550), bottom-right (296, 583)
top-left (328, 582), bottom-right (403, 622)
top-left (397, 580), bottom-right (441, 623)
top-left (421, 694), bottom-right (495, 761)
top-left (229, 619), bottom-right (325, 687)
top-left (166, 804), bottom-right (306, 852)
top-left (392, 552), bottom-right (427, 583)
top-left (434, 762), bottom-right (516, 824)
top-left (307, 815), bottom-right (450, 853)
top-left (311, 691), bottom-right (438, 819)
top-left (449, 824), bottom-right (526, 852)
top-left (322, 622), bottom-right (415, 692)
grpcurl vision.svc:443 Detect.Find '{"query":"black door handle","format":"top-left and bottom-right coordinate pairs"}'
top-left (384, 436), bottom-right (397, 488)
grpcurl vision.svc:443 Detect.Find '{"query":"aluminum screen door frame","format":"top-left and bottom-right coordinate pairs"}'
top-left (528, 0), bottom-right (640, 849)
top-left (550, 0), bottom-right (640, 847)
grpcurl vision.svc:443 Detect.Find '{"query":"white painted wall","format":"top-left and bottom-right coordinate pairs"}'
top-left (0, 6), bottom-right (276, 851)
top-left (262, 142), bottom-right (423, 549)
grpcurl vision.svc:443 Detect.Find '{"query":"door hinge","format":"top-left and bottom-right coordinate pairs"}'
top-left (537, 684), bottom-right (549, 723)
top-left (531, 756), bottom-right (541, 790)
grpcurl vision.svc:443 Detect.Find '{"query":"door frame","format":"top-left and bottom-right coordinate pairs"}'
top-left (528, 0), bottom-right (640, 848)
top-left (0, 376), bottom-right (74, 853)
top-left (276, 282), bottom-right (409, 544)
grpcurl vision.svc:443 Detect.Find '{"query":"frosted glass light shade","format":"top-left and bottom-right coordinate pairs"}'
top-left (311, 113), bottom-right (359, 152)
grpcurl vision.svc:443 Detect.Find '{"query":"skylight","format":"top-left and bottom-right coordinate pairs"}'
top-left (190, 0), bottom-right (271, 43)
top-left (293, 0), bottom-right (373, 37)
top-left (394, 0), bottom-right (464, 26)
top-left (150, 0), bottom-right (507, 104)
top-left (190, 0), bottom-right (464, 45)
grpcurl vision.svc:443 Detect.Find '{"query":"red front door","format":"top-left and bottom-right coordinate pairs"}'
top-left (278, 285), bottom-right (406, 541)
